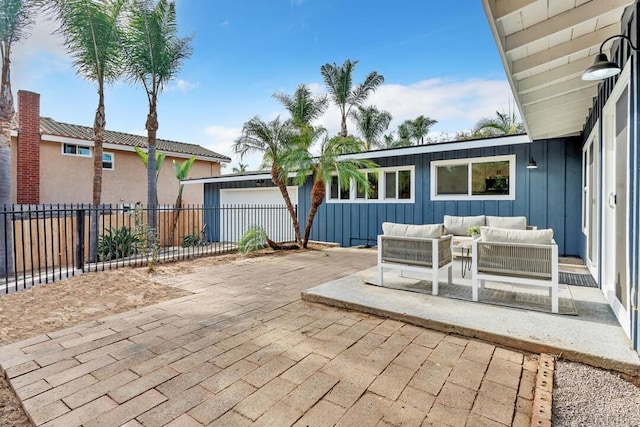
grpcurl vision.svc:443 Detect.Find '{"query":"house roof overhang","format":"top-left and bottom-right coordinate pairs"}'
top-left (481, 0), bottom-right (634, 140)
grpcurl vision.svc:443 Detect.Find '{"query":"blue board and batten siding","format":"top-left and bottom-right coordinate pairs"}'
top-left (203, 137), bottom-right (582, 256)
top-left (299, 137), bottom-right (582, 256)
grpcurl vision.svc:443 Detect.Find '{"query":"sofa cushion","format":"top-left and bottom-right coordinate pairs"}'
top-left (480, 226), bottom-right (554, 244)
top-left (486, 216), bottom-right (527, 230)
top-left (382, 222), bottom-right (443, 239)
top-left (444, 215), bottom-right (485, 236)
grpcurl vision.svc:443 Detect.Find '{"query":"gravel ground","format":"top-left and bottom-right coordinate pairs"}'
top-left (553, 359), bottom-right (640, 426)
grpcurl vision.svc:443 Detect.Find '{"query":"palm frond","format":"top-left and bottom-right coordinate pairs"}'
top-left (49, 0), bottom-right (126, 84)
top-left (0, 0), bottom-right (35, 45)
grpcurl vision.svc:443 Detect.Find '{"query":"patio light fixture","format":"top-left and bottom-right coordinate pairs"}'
top-left (526, 157), bottom-right (538, 169)
top-left (582, 34), bottom-right (639, 81)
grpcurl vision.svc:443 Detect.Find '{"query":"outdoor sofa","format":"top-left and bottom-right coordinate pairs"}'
top-left (444, 215), bottom-right (536, 245)
top-left (377, 222), bottom-right (453, 296)
top-left (471, 226), bottom-right (559, 313)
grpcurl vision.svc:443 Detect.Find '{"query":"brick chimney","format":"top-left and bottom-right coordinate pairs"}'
top-left (17, 90), bottom-right (40, 204)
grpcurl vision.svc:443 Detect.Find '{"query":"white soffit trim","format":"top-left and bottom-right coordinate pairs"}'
top-left (41, 134), bottom-right (230, 163)
top-left (339, 134), bottom-right (531, 160)
top-left (183, 172), bottom-right (302, 185)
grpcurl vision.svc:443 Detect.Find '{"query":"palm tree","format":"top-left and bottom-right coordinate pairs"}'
top-left (0, 0), bottom-right (35, 277)
top-left (320, 59), bottom-right (384, 137)
top-left (284, 134), bottom-right (376, 248)
top-left (410, 115), bottom-right (437, 145)
top-left (168, 155), bottom-right (195, 245)
top-left (273, 84), bottom-right (327, 128)
top-left (231, 162), bottom-right (248, 173)
top-left (49, 0), bottom-right (127, 260)
top-left (474, 109), bottom-right (524, 136)
top-left (397, 121), bottom-right (413, 146)
top-left (233, 116), bottom-right (302, 246)
top-left (122, 0), bottom-right (192, 234)
top-left (380, 132), bottom-right (412, 149)
top-left (350, 105), bottom-right (392, 150)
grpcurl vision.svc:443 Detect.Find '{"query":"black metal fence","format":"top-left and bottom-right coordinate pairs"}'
top-left (0, 203), bottom-right (296, 294)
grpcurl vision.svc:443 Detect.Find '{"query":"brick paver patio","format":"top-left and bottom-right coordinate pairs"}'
top-left (0, 249), bottom-right (536, 426)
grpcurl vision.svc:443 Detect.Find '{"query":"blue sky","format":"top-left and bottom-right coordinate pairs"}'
top-left (13, 0), bottom-right (514, 170)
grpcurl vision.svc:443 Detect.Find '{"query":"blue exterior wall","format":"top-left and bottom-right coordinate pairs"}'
top-left (203, 137), bottom-right (582, 256)
top-left (581, 2), bottom-right (639, 351)
top-left (298, 137), bottom-right (581, 256)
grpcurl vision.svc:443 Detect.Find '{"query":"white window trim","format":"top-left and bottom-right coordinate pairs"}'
top-left (430, 154), bottom-right (516, 201)
top-left (62, 143), bottom-right (92, 158)
top-left (102, 152), bottom-right (115, 170)
top-left (326, 165), bottom-right (415, 204)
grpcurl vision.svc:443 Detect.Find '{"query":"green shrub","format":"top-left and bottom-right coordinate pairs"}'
top-left (237, 227), bottom-right (269, 255)
top-left (182, 232), bottom-right (207, 248)
top-left (97, 226), bottom-right (141, 261)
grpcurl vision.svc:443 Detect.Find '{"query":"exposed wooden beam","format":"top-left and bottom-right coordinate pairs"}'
top-left (511, 24), bottom-right (619, 75)
top-left (520, 77), bottom-right (593, 105)
top-left (528, 110), bottom-right (588, 127)
top-left (529, 120), bottom-right (585, 138)
top-left (506, 0), bottom-right (630, 52)
top-left (526, 99), bottom-right (593, 123)
top-left (523, 87), bottom-right (596, 115)
top-left (492, 0), bottom-right (538, 21)
top-left (517, 57), bottom-right (595, 94)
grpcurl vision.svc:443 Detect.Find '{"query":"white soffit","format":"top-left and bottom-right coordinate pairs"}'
top-left (482, 0), bottom-right (633, 140)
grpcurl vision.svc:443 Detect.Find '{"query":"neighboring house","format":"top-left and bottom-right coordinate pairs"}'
top-left (187, 1), bottom-right (640, 356)
top-left (11, 90), bottom-right (230, 206)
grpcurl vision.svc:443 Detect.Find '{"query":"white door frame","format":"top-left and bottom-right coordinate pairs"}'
top-left (601, 59), bottom-right (632, 337)
top-left (582, 123), bottom-right (599, 278)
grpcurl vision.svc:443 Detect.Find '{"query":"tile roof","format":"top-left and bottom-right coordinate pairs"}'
top-left (39, 117), bottom-right (230, 162)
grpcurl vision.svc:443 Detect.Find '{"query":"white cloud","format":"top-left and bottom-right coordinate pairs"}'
top-left (168, 79), bottom-right (200, 92)
top-left (306, 77), bottom-right (515, 140)
top-left (203, 125), bottom-right (266, 171)
top-left (220, 20), bottom-right (230, 27)
top-left (11, 13), bottom-right (70, 89)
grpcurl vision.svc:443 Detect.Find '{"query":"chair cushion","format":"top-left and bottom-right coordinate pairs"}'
top-left (443, 215), bottom-right (485, 236)
top-left (382, 222), bottom-right (443, 239)
top-left (486, 216), bottom-right (527, 230)
top-left (480, 226), bottom-right (554, 244)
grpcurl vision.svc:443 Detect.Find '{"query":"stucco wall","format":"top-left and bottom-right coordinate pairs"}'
top-left (11, 137), bottom-right (221, 205)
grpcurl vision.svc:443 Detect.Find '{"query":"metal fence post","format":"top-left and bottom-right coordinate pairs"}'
top-left (76, 208), bottom-right (85, 270)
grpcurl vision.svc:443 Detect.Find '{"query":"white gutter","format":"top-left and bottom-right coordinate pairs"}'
top-left (182, 134), bottom-right (532, 185)
top-left (339, 134), bottom-right (531, 160)
top-left (183, 172), bottom-right (300, 185)
top-left (41, 134), bottom-right (231, 163)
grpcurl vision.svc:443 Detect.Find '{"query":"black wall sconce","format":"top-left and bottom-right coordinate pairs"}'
top-left (582, 34), bottom-right (639, 81)
top-left (526, 157), bottom-right (538, 169)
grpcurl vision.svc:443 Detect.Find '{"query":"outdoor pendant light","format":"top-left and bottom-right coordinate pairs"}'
top-left (582, 34), bottom-right (638, 81)
top-left (526, 157), bottom-right (538, 169)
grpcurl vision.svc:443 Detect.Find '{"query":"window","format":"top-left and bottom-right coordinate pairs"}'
top-left (431, 155), bottom-right (515, 200)
top-left (356, 172), bottom-right (378, 200)
top-left (63, 143), bottom-right (91, 157)
top-left (327, 166), bottom-right (414, 203)
top-left (329, 176), bottom-right (350, 200)
top-left (102, 152), bottom-right (114, 170)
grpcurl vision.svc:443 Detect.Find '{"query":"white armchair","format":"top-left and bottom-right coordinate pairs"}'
top-left (378, 227), bottom-right (453, 296)
top-left (471, 227), bottom-right (559, 313)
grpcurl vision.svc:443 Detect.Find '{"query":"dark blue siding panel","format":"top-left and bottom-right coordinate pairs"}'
top-left (203, 137), bottom-right (582, 255)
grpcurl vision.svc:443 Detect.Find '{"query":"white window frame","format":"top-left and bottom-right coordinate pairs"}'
top-left (327, 165), bottom-right (415, 204)
top-left (62, 143), bottom-right (92, 157)
top-left (430, 154), bottom-right (516, 201)
top-left (102, 152), bottom-right (114, 170)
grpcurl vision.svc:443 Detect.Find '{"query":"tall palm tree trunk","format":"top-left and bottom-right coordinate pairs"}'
top-left (146, 101), bottom-right (159, 240)
top-left (271, 164), bottom-right (301, 246)
top-left (303, 179), bottom-right (325, 248)
top-left (340, 110), bottom-right (348, 137)
top-left (89, 89), bottom-right (106, 262)
top-left (0, 44), bottom-right (13, 277)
